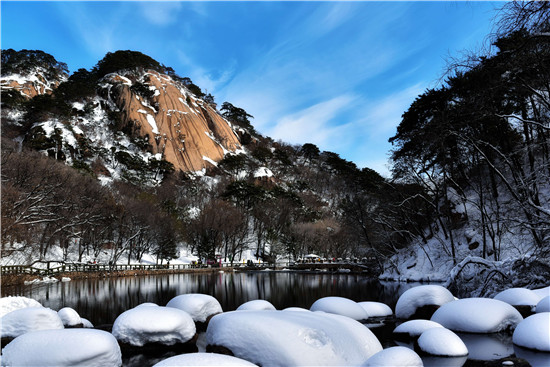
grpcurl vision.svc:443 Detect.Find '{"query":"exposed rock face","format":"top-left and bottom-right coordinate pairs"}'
top-left (0, 70), bottom-right (65, 98)
top-left (100, 70), bottom-right (242, 172)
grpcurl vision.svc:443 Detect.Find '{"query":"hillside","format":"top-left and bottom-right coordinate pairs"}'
top-left (2, 27), bottom-right (550, 296)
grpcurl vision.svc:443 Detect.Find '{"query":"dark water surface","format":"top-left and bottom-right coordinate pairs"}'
top-left (3, 271), bottom-right (549, 367)
top-left (2, 270), bottom-right (411, 326)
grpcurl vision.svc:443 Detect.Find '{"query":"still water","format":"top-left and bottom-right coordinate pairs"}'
top-left (3, 271), bottom-right (549, 367)
top-left (3, 271), bottom-right (408, 326)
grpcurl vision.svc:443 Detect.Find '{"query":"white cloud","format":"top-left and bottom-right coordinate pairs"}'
top-left (139, 2), bottom-right (183, 26)
top-left (363, 83), bottom-right (425, 137)
top-left (267, 94), bottom-right (357, 148)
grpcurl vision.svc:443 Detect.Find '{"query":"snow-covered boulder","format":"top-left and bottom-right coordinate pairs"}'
top-left (393, 320), bottom-right (443, 339)
top-left (395, 285), bottom-right (455, 319)
top-left (0, 329), bottom-right (121, 367)
top-left (0, 296), bottom-right (42, 317)
top-left (494, 288), bottom-right (541, 309)
top-left (310, 296), bottom-right (368, 321)
top-left (206, 310), bottom-right (382, 366)
top-left (535, 296), bottom-right (550, 313)
top-left (1, 307), bottom-right (64, 338)
top-left (431, 298), bottom-right (523, 333)
top-left (153, 353), bottom-right (258, 366)
top-left (512, 313), bottom-right (550, 352)
top-left (416, 328), bottom-right (468, 357)
top-left (532, 286), bottom-right (550, 299)
top-left (81, 317), bottom-right (94, 328)
top-left (282, 307), bottom-right (310, 312)
top-left (166, 294), bottom-right (223, 323)
top-left (112, 306), bottom-right (196, 347)
top-left (236, 299), bottom-right (276, 311)
top-left (358, 301), bottom-right (393, 317)
top-left (135, 302), bottom-right (159, 308)
top-left (58, 307), bottom-right (83, 327)
top-left (364, 346), bottom-right (423, 367)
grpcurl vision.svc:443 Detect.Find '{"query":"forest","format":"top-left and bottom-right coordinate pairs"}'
top-left (1, 2), bottom-right (549, 284)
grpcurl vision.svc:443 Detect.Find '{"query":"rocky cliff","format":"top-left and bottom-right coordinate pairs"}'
top-left (100, 70), bottom-right (242, 173)
top-left (0, 72), bottom-right (64, 98)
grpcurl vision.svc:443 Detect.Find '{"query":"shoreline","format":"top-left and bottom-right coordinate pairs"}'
top-left (0, 262), bottom-right (380, 288)
top-left (0, 267), bottom-right (234, 288)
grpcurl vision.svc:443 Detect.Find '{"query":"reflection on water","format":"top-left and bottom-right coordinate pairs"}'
top-left (5, 272), bottom-right (542, 366)
top-left (457, 332), bottom-right (514, 361)
top-left (2, 271), bottom-right (417, 326)
top-left (514, 346), bottom-right (550, 367)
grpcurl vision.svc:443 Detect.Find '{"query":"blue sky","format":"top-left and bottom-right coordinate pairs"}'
top-left (1, 1), bottom-right (502, 176)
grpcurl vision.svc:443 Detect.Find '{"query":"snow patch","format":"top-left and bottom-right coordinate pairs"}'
top-left (364, 346), bottom-right (423, 367)
top-left (393, 319), bottom-right (444, 338)
top-left (58, 307), bottom-right (82, 327)
top-left (310, 296), bottom-right (368, 321)
top-left (513, 313), bottom-right (550, 352)
top-left (395, 285), bottom-right (455, 319)
top-left (153, 353), bottom-right (258, 366)
top-left (146, 114), bottom-right (160, 134)
top-left (494, 287), bottom-right (541, 306)
top-left (417, 327), bottom-right (468, 357)
top-left (0, 296), bottom-right (42, 317)
top-left (1, 307), bottom-right (64, 338)
top-left (0, 329), bottom-right (122, 367)
top-left (431, 298), bottom-right (523, 333)
top-left (536, 296), bottom-right (550, 313)
top-left (358, 301), bottom-right (393, 317)
top-left (206, 310), bottom-right (382, 367)
top-left (112, 306), bottom-right (196, 346)
top-left (236, 300), bottom-right (276, 311)
top-left (166, 294), bottom-right (223, 323)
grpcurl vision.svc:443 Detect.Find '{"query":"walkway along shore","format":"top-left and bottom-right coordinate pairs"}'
top-left (0, 262), bottom-right (376, 287)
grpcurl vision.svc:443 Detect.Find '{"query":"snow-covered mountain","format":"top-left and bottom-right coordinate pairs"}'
top-left (1, 50), bottom-right (249, 182)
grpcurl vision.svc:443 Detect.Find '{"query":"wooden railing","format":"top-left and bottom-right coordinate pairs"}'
top-left (0, 262), bottom-right (235, 277)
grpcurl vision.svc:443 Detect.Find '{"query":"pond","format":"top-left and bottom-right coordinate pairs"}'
top-left (3, 271), bottom-right (548, 367)
top-left (2, 271), bottom-right (408, 326)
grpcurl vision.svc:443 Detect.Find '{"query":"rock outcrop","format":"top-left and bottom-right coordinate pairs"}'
top-left (100, 70), bottom-right (242, 173)
top-left (1, 70), bottom-right (66, 98)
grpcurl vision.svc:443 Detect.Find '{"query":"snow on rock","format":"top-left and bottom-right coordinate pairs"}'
top-left (494, 287), bottom-right (541, 306)
top-left (57, 307), bottom-right (82, 327)
top-left (283, 307), bottom-right (310, 312)
top-left (430, 298), bottom-right (523, 333)
top-left (393, 320), bottom-right (444, 338)
top-left (536, 296), bottom-right (550, 313)
top-left (166, 294), bottom-right (223, 323)
top-left (236, 299), bottom-right (276, 311)
top-left (395, 285), bottom-right (455, 319)
top-left (512, 313), bottom-right (550, 352)
top-left (417, 328), bottom-right (468, 357)
top-left (153, 353), bottom-right (258, 366)
top-left (0, 296), bottom-right (42, 317)
top-left (532, 286), bottom-right (550, 299)
top-left (112, 306), bottom-right (196, 347)
top-left (1, 307), bottom-right (64, 338)
top-left (0, 329), bottom-right (122, 367)
top-left (253, 167), bottom-right (273, 178)
top-left (81, 317), bottom-right (94, 328)
top-left (364, 346), bottom-right (423, 367)
top-left (206, 310), bottom-right (382, 367)
top-left (358, 301), bottom-right (393, 317)
top-left (310, 296), bottom-right (368, 321)
top-left (135, 302), bottom-right (159, 308)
